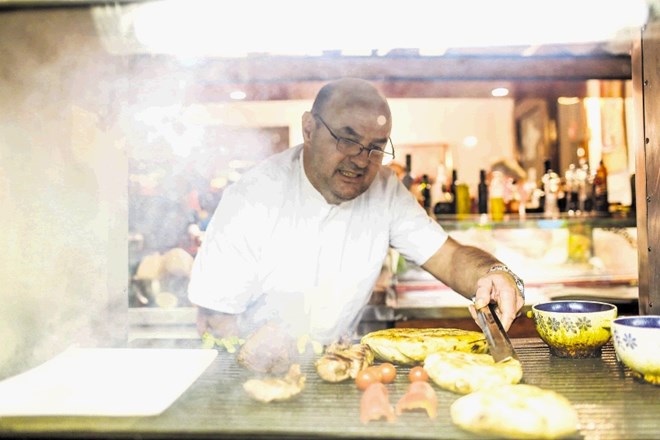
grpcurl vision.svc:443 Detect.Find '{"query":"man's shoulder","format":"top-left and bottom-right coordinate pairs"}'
top-left (227, 145), bottom-right (300, 197)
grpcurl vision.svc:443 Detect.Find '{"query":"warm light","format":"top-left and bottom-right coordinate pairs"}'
top-left (558, 97), bottom-right (581, 105)
top-left (491, 87), bottom-right (509, 97)
top-left (463, 136), bottom-right (478, 148)
top-left (584, 97), bottom-right (603, 170)
top-left (98, 0), bottom-right (648, 57)
top-left (229, 90), bottom-right (247, 100)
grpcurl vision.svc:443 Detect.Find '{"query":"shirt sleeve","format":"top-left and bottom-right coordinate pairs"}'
top-left (187, 183), bottom-right (263, 314)
top-left (387, 177), bottom-right (448, 266)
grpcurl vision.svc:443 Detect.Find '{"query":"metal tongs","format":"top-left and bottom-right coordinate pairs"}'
top-left (475, 301), bottom-right (518, 363)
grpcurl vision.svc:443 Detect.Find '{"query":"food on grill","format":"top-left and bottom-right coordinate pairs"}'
top-left (450, 384), bottom-right (579, 439)
top-left (355, 364), bottom-right (398, 390)
top-left (243, 364), bottom-right (306, 403)
top-left (355, 368), bottom-right (380, 391)
top-left (395, 380), bottom-right (438, 419)
top-left (424, 351), bottom-right (523, 394)
top-left (377, 363), bottom-right (397, 383)
top-left (360, 327), bottom-right (488, 365)
top-left (408, 366), bottom-right (429, 382)
top-left (237, 322), bottom-right (298, 374)
top-left (315, 343), bottom-right (374, 382)
top-left (360, 382), bottom-right (396, 424)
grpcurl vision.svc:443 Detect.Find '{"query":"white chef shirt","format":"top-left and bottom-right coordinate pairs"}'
top-left (187, 145), bottom-right (448, 342)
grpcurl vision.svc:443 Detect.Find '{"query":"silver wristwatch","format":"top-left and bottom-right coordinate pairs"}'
top-left (488, 265), bottom-right (525, 301)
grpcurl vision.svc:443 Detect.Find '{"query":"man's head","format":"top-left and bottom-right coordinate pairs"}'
top-left (302, 78), bottom-right (392, 204)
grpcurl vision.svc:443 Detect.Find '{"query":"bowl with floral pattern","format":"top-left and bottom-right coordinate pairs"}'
top-left (612, 315), bottom-right (660, 385)
top-left (531, 301), bottom-right (617, 358)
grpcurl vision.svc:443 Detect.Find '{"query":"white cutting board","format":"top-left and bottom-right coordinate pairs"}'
top-left (0, 347), bottom-right (217, 417)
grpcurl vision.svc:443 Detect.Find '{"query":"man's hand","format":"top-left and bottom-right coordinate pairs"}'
top-left (469, 270), bottom-right (524, 331)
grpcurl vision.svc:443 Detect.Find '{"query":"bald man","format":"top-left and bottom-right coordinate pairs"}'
top-left (188, 78), bottom-right (524, 360)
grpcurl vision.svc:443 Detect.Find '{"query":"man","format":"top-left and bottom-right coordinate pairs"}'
top-left (188, 78), bottom-right (524, 350)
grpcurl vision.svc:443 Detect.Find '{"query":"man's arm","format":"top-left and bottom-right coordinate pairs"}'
top-left (421, 236), bottom-right (524, 330)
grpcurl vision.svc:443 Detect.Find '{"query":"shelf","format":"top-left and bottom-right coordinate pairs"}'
top-left (435, 213), bottom-right (636, 230)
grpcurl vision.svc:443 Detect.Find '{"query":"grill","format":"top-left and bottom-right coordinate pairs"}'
top-left (2, 338), bottom-right (658, 439)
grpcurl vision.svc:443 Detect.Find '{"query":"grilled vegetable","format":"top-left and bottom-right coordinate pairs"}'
top-left (360, 382), bottom-right (396, 424)
top-left (424, 351), bottom-right (523, 395)
top-left (361, 327), bottom-right (488, 365)
top-left (395, 381), bottom-right (438, 419)
top-left (450, 384), bottom-right (578, 439)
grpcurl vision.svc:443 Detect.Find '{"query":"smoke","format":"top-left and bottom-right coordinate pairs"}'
top-left (0, 8), bottom-right (128, 378)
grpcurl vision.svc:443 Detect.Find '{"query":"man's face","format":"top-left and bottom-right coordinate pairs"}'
top-left (302, 99), bottom-right (392, 205)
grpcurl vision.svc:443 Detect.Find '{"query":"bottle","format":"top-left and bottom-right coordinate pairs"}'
top-left (565, 163), bottom-right (579, 214)
top-left (576, 160), bottom-right (589, 213)
top-left (541, 160), bottom-right (560, 219)
top-left (489, 171), bottom-right (506, 221)
top-left (418, 174), bottom-right (432, 213)
top-left (402, 154), bottom-right (414, 190)
top-left (478, 169), bottom-right (489, 214)
top-left (593, 160), bottom-right (609, 215)
top-left (455, 182), bottom-right (470, 218)
top-left (449, 170), bottom-right (458, 214)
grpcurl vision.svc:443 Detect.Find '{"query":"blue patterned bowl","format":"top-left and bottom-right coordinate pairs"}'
top-left (612, 316), bottom-right (660, 385)
top-left (531, 301), bottom-right (617, 358)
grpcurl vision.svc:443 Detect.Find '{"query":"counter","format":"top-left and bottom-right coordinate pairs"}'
top-left (1, 337), bottom-right (658, 439)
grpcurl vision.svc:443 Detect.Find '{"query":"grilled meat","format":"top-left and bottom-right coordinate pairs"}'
top-left (243, 364), bottom-right (306, 403)
top-left (237, 322), bottom-right (298, 374)
top-left (315, 343), bottom-right (375, 382)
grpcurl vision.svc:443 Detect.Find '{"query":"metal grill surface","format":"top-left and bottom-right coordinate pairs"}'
top-left (1, 338), bottom-right (659, 439)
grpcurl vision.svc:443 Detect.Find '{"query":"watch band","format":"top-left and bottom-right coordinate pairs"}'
top-left (488, 265), bottom-right (525, 301)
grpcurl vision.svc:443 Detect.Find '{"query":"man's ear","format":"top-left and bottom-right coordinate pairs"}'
top-left (302, 111), bottom-right (314, 142)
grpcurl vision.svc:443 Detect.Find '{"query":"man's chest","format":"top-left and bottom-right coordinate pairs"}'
top-left (257, 206), bottom-right (390, 291)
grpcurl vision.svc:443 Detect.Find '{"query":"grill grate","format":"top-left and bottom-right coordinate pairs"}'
top-left (7, 338), bottom-right (657, 439)
top-left (129, 338), bottom-right (660, 440)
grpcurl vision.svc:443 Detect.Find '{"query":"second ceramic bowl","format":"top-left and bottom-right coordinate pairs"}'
top-left (531, 300), bottom-right (617, 358)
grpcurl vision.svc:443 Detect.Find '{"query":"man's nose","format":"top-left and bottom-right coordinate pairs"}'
top-left (349, 148), bottom-right (370, 168)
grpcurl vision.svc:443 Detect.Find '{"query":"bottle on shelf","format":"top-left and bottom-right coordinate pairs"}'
top-left (541, 159), bottom-right (560, 219)
top-left (455, 181), bottom-right (471, 218)
top-left (592, 159), bottom-right (609, 215)
top-left (449, 169), bottom-right (458, 214)
top-left (402, 154), bottom-right (414, 190)
top-left (489, 171), bottom-right (506, 221)
top-left (433, 184), bottom-right (454, 215)
top-left (418, 174), bottom-right (432, 213)
top-left (565, 163), bottom-right (579, 214)
top-left (478, 169), bottom-right (489, 215)
top-left (523, 167), bottom-right (542, 213)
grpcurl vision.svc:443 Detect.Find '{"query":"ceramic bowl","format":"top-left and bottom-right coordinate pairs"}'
top-left (612, 316), bottom-right (660, 385)
top-left (531, 300), bottom-right (617, 358)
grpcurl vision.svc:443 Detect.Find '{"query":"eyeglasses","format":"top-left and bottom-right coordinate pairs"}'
top-left (313, 114), bottom-right (395, 164)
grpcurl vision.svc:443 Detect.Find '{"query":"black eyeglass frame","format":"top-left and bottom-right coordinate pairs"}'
top-left (313, 113), bottom-right (395, 163)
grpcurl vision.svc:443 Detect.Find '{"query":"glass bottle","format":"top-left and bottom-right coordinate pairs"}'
top-left (565, 163), bottom-right (579, 214)
top-left (449, 169), bottom-right (458, 214)
top-left (478, 169), bottom-right (488, 214)
top-left (418, 174), bottom-right (432, 213)
top-left (489, 171), bottom-right (506, 221)
top-left (402, 154), bottom-right (414, 190)
top-left (592, 160), bottom-right (609, 215)
top-left (541, 161), bottom-right (560, 219)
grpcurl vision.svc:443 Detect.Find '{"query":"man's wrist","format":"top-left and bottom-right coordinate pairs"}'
top-left (488, 264), bottom-right (525, 301)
